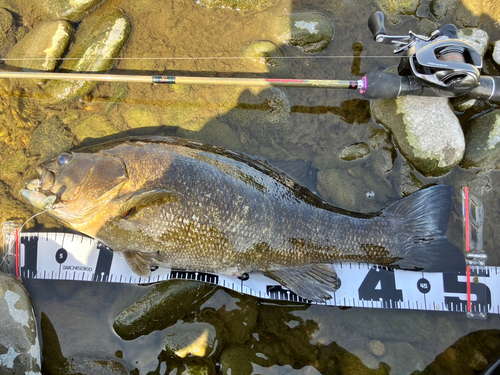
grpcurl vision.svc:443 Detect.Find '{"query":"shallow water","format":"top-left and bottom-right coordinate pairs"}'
top-left (3, 0), bottom-right (500, 374)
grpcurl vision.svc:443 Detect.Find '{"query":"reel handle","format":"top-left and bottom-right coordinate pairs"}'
top-left (361, 72), bottom-right (500, 101)
top-left (368, 11), bottom-right (386, 42)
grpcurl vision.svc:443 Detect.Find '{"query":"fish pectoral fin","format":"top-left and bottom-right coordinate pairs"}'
top-left (264, 264), bottom-right (339, 303)
top-left (123, 251), bottom-right (155, 277)
top-left (118, 189), bottom-right (179, 217)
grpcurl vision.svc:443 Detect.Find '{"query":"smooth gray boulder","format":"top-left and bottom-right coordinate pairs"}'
top-left (457, 28), bottom-right (489, 57)
top-left (372, 96), bottom-right (464, 177)
top-left (0, 273), bottom-right (41, 375)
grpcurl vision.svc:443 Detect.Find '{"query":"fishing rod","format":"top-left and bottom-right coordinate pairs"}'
top-left (2, 11), bottom-right (500, 101)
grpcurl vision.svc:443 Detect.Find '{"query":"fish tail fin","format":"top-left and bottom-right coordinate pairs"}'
top-left (384, 185), bottom-right (465, 272)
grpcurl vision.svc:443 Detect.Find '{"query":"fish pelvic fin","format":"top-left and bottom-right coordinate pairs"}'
top-left (123, 251), bottom-right (155, 277)
top-left (265, 264), bottom-right (339, 302)
top-left (384, 185), bottom-right (465, 272)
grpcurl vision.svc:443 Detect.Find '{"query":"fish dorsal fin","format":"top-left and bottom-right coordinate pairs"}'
top-left (265, 264), bottom-right (339, 302)
top-left (118, 189), bottom-right (178, 217)
top-left (123, 251), bottom-right (156, 277)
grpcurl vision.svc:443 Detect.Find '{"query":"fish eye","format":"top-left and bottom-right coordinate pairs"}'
top-left (57, 152), bottom-right (72, 166)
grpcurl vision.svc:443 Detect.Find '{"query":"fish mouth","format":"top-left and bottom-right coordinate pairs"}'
top-left (22, 165), bottom-right (59, 210)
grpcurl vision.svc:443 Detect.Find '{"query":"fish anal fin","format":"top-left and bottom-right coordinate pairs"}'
top-left (265, 264), bottom-right (339, 303)
top-left (123, 251), bottom-right (155, 277)
top-left (118, 189), bottom-right (178, 217)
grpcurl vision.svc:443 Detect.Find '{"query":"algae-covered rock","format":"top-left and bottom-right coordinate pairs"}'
top-left (113, 280), bottom-right (216, 340)
top-left (220, 346), bottom-right (270, 375)
top-left (36, 0), bottom-right (108, 21)
top-left (0, 8), bottom-right (15, 55)
top-left (371, 96), bottom-right (464, 177)
top-left (196, 0), bottom-right (270, 10)
top-left (460, 109), bottom-right (500, 169)
top-left (27, 117), bottom-right (74, 160)
top-left (242, 40), bottom-right (285, 69)
top-left (73, 114), bottom-right (120, 142)
top-left (124, 105), bottom-right (162, 129)
top-left (375, 0), bottom-right (419, 23)
top-left (0, 273), bottom-right (41, 375)
top-left (199, 289), bottom-right (259, 345)
top-left (276, 12), bottom-right (334, 53)
top-left (0, 150), bottom-right (30, 184)
top-left (341, 143), bottom-right (370, 161)
top-left (457, 28), bottom-right (489, 57)
top-left (163, 321), bottom-right (222, 359)
top-left (6, 20), bottom-right (73, 78)
top-left (176, 362), bottom-right (216, 375)
top-left (43, 9), bottom-right (131, 104)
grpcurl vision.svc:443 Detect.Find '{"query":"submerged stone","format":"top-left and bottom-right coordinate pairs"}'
top-left (460, 109), bottom-right (500, 169)
top-left (113, 280), bottom-right (216, 340)
top-left (27, 117), bottom-right (75, 160)
top-left (375, 0), bottom-right (419, 23)
top-left (0, 8), bottom-right (15, 55)
top-left (164, 321), bottom-right (221, 359)
top-left (0, 273), bottom-right (41, 375)
top-left (340, 143), bottom-right (370, 161)
top-left (73, 114), bottom-right (120, 142)
top-left (6, 20), bottom-right (73, 82)
top-left (242, 40), bottom-right (285, 68)
top-left (195, 0), bottom-right (270, 10)
top-left (430, 0), bottom-right (460, 20)
top-left (276, 13), bottom-right (334, 53)
top-left (43, 9), bottom-right (131, 104)
top-left (36, 0), bottom-right (108, 21)
top-left (371, 96), bottom-right (464, 177)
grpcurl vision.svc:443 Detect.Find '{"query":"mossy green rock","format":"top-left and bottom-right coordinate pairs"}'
top-left (73, 114), bottom-right (119, 141)
top-left (0, 273), bottom-right (41, 375)
top-left (375, 0), bottom-right (419, 23)
top-left (27, 117), bottom-right (74, 159)
top-left (36, 0), bottom-right (107, 21)
top-left (113, 280), bottom-right (216, 340)
top-left (124, 105), bottom-right (162, 129)
top-left (460, 109), bottom-right (500, 169)
top-left (6, 20), bottom-right (73, 77)
top-left (43, 9), bottom-right (131, 104)
top-left (242, 40), bottom-right (285, 68)
top-left (371, 96), bottom-right (464, 177)
top-left (276, 12), bottom-right (334, 53)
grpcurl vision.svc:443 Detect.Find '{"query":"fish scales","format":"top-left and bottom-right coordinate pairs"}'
top-left (21, 136), bottom-right (464, 301)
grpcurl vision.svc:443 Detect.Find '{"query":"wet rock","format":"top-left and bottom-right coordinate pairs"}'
top-left (124, 105), bottom-right (162, 129)
top-left (176, 362), bottom-right (215, 375)
top-left (196, 0), bottom-right (271, 10)
top-left (339, 350), bottom-right (388, 375)
top-left (43, 9), bottom-right (131, 104)
top-left (113, 280), bottom-right (216, 340)
top-left (369, 340), bottom-right (386, 356)
top-left (27, 117), bottom-right (74, 160)
top-left (0, 273), bottom-right (41, 375)
top-left (73, 114), bottom-right (120, 142)
top-left (380, 341), bottom-right (425, 374)
top-left (460, 109), bottom-right (500, 169)
top-left (451, 95), bottom-right (476, 112)
top-left (375, 0), bottom-right (419, 23)
top-left (163, 321), bottom-right (222, 359)
top-left (276, 13), bottom-right (334, 53)
top-left (371, 96), bottom-right (464, 177)
top-left (349, 349), bottom-right (380, 370)
top-left (242, 40), bottom-right (285, 69)
top-left (37, 0), bottom-right (108, 21)
top-left (430, 0), bottom-right (459, 20)
top-left (0, 8), bottom-right (15, 55)
top-left (340, 143), bottom-right (370, 161)
top-left (457, 28), bottom-right (489, 57)
top-left (492, 40), bottom-right (500, 65)
top-left (0, 150), bottom-right (30, 186)
top-left (415, 330), bottom-right (500, 375)
top-left (6, 20), bottom-right (73, 80)
top-left (199, 289), bottom-right (259, 345)
top-left (219, 345), bottom-right (271, 375)
top-left (176, 119), bottom-right (244, 151)
top-left (418, 18), bottom-right (440, 36)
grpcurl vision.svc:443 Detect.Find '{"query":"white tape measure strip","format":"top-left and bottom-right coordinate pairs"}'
top-left (15, 232), bottom-right (494, 315)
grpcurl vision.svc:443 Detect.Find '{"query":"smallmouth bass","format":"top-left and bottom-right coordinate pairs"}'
top-left (22, 137), bottom-right (463, 301)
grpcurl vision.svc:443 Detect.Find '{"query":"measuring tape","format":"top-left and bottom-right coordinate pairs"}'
top-left (0, 187), bottom-right (490, 318)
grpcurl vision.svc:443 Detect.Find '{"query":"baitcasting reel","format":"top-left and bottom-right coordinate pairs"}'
top-left (361, 11), bottom-right (500, 101)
